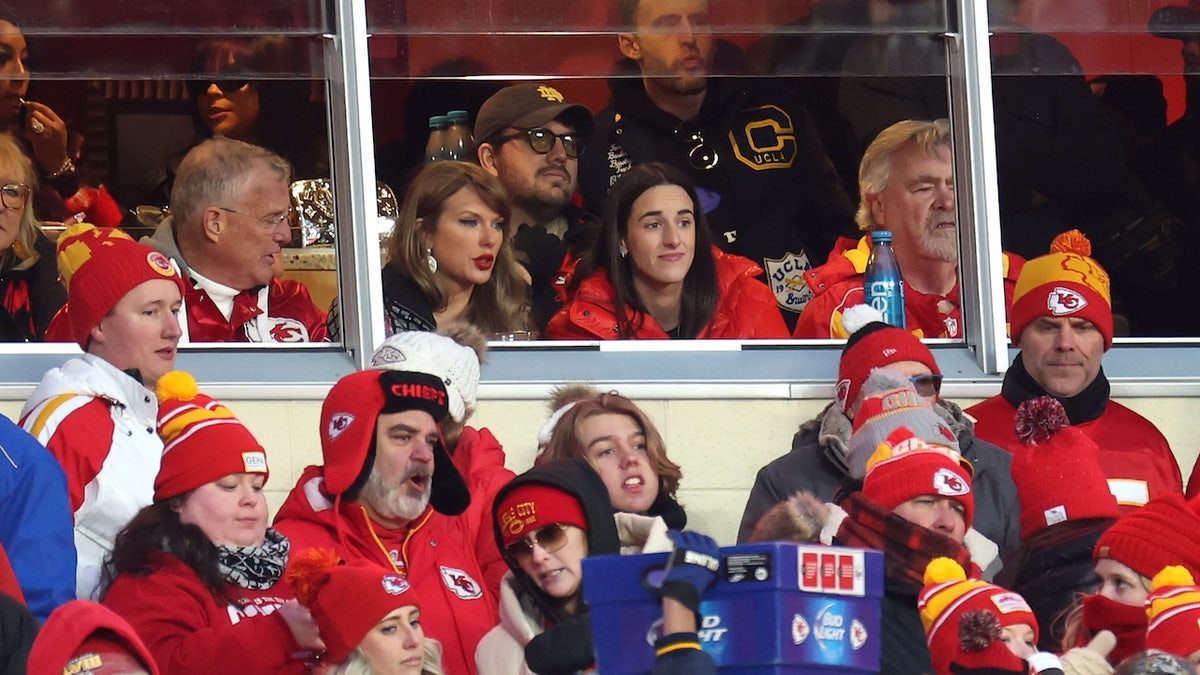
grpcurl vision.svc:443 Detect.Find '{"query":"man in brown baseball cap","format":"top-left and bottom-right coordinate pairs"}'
top-left (475, 83), bottom-right (596, 329)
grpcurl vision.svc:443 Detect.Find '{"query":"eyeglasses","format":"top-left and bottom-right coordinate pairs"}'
top-left (0, 183), bottom-right (29, 210)
top-left (218, 206), bottom-right (293, 230)
top-left (186, 79), bottom-right (252, 98)
top-left (909, 374), bottom-right (944, 397)
top-left (504, 523), bottom-right (571, 565)
top-left (495, 128), bottom-right (581, 159)
top-left (674, 122), bottom-right (719, 170)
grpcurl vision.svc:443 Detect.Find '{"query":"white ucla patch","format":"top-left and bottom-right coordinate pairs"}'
top-left (439, 566), bottom-right (482, 600)
top-left (241, 452), bottom-right (267, 473)
top-left (263, 317), bottom-right (309, 343)
top-left (1046, 287), bottom-right (1087, 316)
top-left (327, 413), bottom-right (355, 440)
top-left (764, 251), bottom-right (814, 314)
top-left (932, 467), bottom-right (970, 496)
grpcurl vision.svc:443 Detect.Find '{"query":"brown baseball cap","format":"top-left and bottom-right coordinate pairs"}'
top-left (474, 83), bottom-right (595, 146)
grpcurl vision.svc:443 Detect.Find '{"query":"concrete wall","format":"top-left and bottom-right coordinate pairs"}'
top-left (6, 393), bottom-right (1198, 545)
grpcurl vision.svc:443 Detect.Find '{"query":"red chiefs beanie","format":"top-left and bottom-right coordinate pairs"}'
top-left (26, 600), bottom-right (161, 675)
top-left (56, 222), bottom-right (185, 349)
top-left (494, 483), bottom-right (588, 548)
top-left (837, 304), bottom-right (940, 414)
top-left (920, 558), bottom-right (1037, 675)
top-left (1009, 229), bottom-right (1113, 349)
top-left (319, 369), bottom-right (468, 516)
top-left (1010, 397), bottom-right (1119, 541)
top-left (154, 370), bottom-right (268, 501)
top-left (1095, 494), bottom-right (1200, 580)
top-left (1145, 566), bottom-right (1200, 657)
top-left (863, 426), bottom-right (975, 529)
top-left (288, 549), bottom-right (424, 665)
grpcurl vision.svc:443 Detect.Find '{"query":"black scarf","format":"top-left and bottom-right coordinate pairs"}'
top-left (216, 528), bottom-right (290, 590)
top-left (1001, 353), bottom-right (1110, 425)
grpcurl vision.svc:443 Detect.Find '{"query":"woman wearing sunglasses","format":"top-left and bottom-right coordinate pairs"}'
top-left (477, 458), bottom-right (717, 675)
top-left (0, 133), bottom-right (64, 341)
top-left (369, 160), bottom-right (533, 337)
top-left (545, 161), bottom-right (788, 339)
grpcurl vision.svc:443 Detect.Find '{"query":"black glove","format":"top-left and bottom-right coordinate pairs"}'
top-left (524, 612), bottom-right (595, 675)
top-left (645, 530), bottom-right (721, 614)
top-left (513, 224), bottom-right (566, 285)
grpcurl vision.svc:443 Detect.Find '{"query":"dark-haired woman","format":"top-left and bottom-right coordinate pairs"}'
top-left (545, 161), bottom-right (788, 339)
top-left (102, 372), bottom-right (321, 674)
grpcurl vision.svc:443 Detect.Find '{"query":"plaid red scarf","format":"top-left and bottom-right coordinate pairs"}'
top-left (835, 492), bottom-right (976, 588)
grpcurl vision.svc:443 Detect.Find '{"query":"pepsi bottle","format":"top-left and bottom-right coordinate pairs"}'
top-left (864, 230), bottom-right (906, 328)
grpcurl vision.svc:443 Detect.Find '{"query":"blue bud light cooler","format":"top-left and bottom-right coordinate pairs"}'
top-left (583, 542), bottom-right (883, 673)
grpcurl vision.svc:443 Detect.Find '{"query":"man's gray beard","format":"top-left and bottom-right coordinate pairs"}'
top-left (362, 469), bottom-right (431, 523)
top-left (921, 228), bottom-right (960, 263)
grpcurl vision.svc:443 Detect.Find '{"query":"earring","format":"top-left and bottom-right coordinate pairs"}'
top-left (619, 242), bottom-right (628, 259)
top-left (426, 248), bottom-right (438, 273)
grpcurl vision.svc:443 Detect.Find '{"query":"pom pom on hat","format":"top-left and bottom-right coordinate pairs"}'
top-left (1146, 565), bottom-right (1200, 656)
top-left (1010, 229), bottom-right (1113, 350)
top-left (154, 370), bottom-right (268, 501)
top-left (285, 548), bottom-right (423, 664)
top-left (56, 222), bottom-right (185, 348)
top-left (846, 368), bottom-right (960, 479)
top-left (1010, 396), bottom-right (1119, 540)
top-left (919, 558), bottom-right (1037, 675)
top-left (836, 306), bottom-right (939, 414)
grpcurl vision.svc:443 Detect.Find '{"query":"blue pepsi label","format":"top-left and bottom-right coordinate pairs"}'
top-left (865, 280), bottom-right (905, 328)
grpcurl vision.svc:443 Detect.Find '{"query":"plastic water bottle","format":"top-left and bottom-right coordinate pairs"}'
top-left (442, 110), bottom-right (475, 162)
top-left (864, 230), bottom-right (906, 328)
top-left (425, 115), bottom-right (448, 163)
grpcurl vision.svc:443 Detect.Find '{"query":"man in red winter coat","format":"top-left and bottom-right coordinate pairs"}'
top-left (793, 118), bottom-right (1023, 339)
top-left (967, 231), bottom-right (1184, 510)
top-left (274, 354), bottom-right (504, 675)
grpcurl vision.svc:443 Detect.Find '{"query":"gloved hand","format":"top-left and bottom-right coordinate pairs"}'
top-left (646, 530), bottom-right (721, 614)
top-left (524, 613), bottom-right (595, 675)
top-left (1058, 630), bottom-right (1115, 675)
top-left (512, 224), bottom-right (566, 285)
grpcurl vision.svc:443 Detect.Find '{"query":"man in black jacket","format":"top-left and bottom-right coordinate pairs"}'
top-left (579, 0), bottom-right (856, 328)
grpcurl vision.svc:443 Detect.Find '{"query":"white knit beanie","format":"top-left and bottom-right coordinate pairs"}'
top-left (369, 331), bottom-right (481, 423)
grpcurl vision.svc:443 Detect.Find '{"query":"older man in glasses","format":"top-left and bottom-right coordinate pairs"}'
top-left (737, 305), bottom-right (1020, 573)
top-left (793, 119), bottom-right (1024, 339)
top-left (475, 83), bottom-right (596, 330)
top-left (142, 136), bottom-right (328, 342)
top-left (577, 0), bottom-right (856, 330)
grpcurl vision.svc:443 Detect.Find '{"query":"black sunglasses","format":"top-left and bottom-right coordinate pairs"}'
top-left (504, 523), bottom-right (571, 565)
top-left (674, 121), bottom-right (719, 170)
top-left (186, 79), bottom-right (253, 98)
top-left (909, 374), bottom-right (944, 397)
top-left (495, 128), bottom-right (581, 159)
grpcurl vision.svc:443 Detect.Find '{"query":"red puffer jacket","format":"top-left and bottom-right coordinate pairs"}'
top-left (545, 247), bottom-right (790, 339)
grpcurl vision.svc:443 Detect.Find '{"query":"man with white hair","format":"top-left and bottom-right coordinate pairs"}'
top-left (793, 118), bottom-right (1024, 339)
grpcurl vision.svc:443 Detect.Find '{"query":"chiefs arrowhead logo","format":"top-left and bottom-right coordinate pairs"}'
top-left (1046, 287), bottom-right (1087, 316)
top-left (933, 467), bottom-right (970, 496)
top-left (327, 413), bottom-right (354, 439)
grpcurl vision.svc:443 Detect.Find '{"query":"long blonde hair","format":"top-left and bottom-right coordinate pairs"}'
top-left (0, 134), bottom-right (41, 273)
top-left (333, 639), bottom-right (444, 675)
top-left (385, 161), bottom-right (532, 334)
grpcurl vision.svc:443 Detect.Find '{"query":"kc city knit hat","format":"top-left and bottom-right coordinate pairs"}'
top-left (1010, 396), bottom-right (1120, 541)
top-left (474, 83), bottom-right (595, 146)
top-left (154, 370), bottom-right (268, 501)
top-left (288, 548), bottom-right (424, 665)
top-left (1009, 229), bottom-right (1113, 349)
top-left (494, 483), bottom-right (589, 548)
top-left (56, 222), bottom-right (184, 349)
top-left (837, 304), bottom-right (941, 414)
